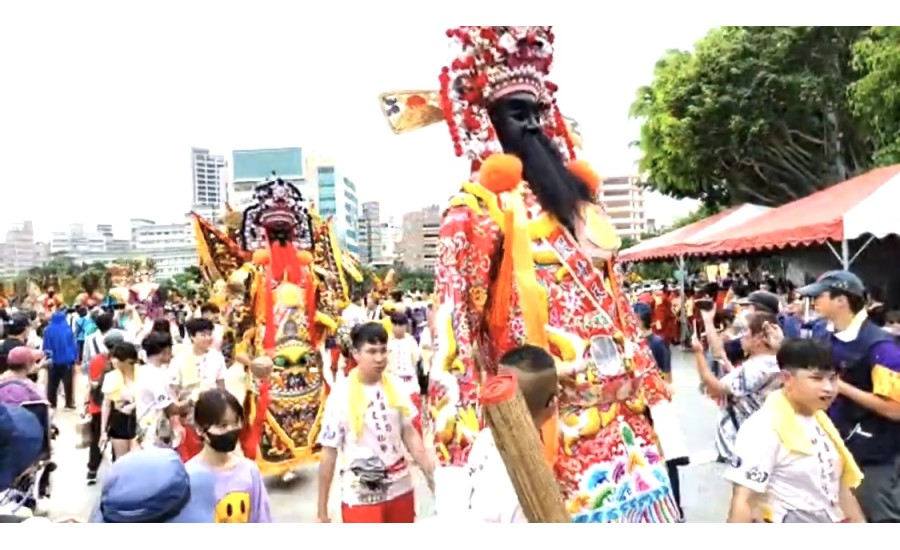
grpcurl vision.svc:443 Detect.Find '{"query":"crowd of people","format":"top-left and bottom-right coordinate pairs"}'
top-left (0, 290), bottom-right (439, 523)
top-left (634, 269), bottom-right (900, 522)
top-left (3, 23), bottom-right (899, 524)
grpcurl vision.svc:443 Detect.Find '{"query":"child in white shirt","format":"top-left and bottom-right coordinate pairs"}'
top-left (465, 344), bottom-right (559, 523)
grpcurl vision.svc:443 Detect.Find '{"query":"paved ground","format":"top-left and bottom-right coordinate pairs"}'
top-left (44, 349), bottom-right (730, 522)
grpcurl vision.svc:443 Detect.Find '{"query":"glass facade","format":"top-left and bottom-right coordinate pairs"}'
top-left (233, 148), bottom-right (303, 181)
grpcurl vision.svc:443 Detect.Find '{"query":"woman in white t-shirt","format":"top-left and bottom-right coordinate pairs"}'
top-left (136, 332), bottom-right (182, 449)
top-left (100, 342), bottom-right (143, 460)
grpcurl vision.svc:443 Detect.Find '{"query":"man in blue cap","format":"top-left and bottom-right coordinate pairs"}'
top-left (799, 269), bottom-right (900, 522)
top-left (90, 448), bottom-right (211, 523)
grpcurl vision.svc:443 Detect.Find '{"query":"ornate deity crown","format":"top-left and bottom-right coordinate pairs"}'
top-left (378, 27), bottom-right (577, 173)
top-left (440, 26), bottom-right (575, 168)
top-left (241, 174), bottom-right (314, 252)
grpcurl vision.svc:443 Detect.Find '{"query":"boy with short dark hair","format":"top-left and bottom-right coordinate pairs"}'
top-left (725, 338), bottom-right (866, 523)
top-left (316, 322), bottom-right (434, 523)
top-left (799, 270), bottom-right (900, 522)
top-left (465, 344), bottom-right (558, 522)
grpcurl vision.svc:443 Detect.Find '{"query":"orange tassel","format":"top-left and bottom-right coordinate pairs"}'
top-left (488, 205), bottom-right (517, 334)
top-left (567, 159), bottom-right (601, 195)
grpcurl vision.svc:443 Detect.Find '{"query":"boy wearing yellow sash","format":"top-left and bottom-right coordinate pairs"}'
top-left (725, 339), bottom-right (866, 523)
top-left (316, 322), bottom-right (435, 523)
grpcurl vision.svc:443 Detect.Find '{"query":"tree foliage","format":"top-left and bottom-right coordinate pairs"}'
top-left (159, 265), bottom-right (205, 301)
top-left (632, 26), bottom-right (874, 209)
top-left (850, 26), bottom-right (900, 166)
top-left (351, 265), bottom-right (434, 297)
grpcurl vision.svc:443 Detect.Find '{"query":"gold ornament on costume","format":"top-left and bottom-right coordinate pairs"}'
top-left (379, 90), bottom-right (445, 134)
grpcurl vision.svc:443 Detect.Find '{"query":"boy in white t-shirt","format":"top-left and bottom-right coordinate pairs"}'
top-left (465, 344), bottom-right (559, 523)
top-left (316, 322), bottom-right (435, 523)
top-left (387, 313), bottom-right (422, 435)
top-left (168, 317), bottom-right (227, 462)
top-left (200, 303), bottom-right (227, 351)
top-left (169, 318), bottom-right (227, 398)
top-left (135, 332), bottom-right (180, 449)
top-left (725, 338), bottom-right (866, 523)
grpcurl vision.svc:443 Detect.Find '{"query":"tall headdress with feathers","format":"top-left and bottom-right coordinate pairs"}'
top-left (379, 26), bottom-right (577, 173)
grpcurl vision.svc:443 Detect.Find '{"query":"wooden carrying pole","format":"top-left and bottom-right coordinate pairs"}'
top-left (481, 372), bottom-right (570, 523)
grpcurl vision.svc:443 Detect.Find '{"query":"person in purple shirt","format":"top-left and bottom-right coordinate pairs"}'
top-left (185, 388), bottom-right (272, 523)
top-left (799, 270), bottom-right (900, 522)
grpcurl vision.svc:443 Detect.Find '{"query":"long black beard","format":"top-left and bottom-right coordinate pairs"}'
top-left (501, 130), bottom-right (592, 235)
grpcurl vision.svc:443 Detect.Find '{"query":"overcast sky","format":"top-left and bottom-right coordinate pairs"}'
top-left (1, 3), bottom-right (710, 240)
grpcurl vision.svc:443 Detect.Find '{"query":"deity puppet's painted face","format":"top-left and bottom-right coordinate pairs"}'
top-left (488, 91), bottom-right (543, 146)
top-left (271, 343), bottom-right (322, 398)
top-left (487, 91), bottom-right (592, 235)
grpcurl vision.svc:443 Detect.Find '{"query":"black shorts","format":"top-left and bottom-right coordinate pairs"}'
top-left (107, 409), bottom-right (137, 440)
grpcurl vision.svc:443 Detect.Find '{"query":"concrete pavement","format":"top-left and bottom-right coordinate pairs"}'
top-left (43, 350), bottom-right (729, 522)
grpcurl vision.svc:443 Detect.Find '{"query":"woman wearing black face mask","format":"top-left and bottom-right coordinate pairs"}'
top-left (184, 389), bottom-right (273, 522)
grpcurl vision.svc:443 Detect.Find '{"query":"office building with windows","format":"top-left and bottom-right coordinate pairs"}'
top-left (599, 176), bottom-right (648, 240)
top-left (191, 148), bottom-right (228, 221)
top-left (398, 205), bottom-right (441, 271)
top-left (317, 165), bottom-right (359, 256)
top-left (0, 221), bottom-right (46, 278)
top-left (231, 147), bottom-right (306, 209)
top-left (358, 201), bottom-right (399, 267)
top-left (130, 218), bottom-right (198, 279)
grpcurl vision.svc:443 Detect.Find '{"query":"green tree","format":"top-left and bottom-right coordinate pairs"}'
top-left (396, 269), bottom-right (435, 294)
top-left (632, 26), bottom-right (873, 209)
top-left (850, 26), bottom-right (900, 166)
top-left (159, 265), bottom-right (205, 301)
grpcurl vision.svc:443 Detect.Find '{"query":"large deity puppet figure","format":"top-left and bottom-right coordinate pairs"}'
top-left (225, 175), bottom-right (347, 480)
top-left (380, 26), bottom-right (687, 523)
top-left (130, 259), bottom-right (163, 320)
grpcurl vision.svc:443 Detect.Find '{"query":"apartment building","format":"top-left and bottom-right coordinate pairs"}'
top-left (191, 148), bottom-right (228, 221)
top-left (397, 205), bottom-right (441, 271)
top-left (599, 176), bottom-right (648, 240)
top-left (0, 221), bottom-right (46, 278)
top-left (130, 218), bottom-right (198, 279)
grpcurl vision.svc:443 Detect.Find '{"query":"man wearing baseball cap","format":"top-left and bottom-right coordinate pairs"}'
top-left (710, 290), bottom-right (790, 369)
top-left (0, 347), bottom-right (47, 406)
top-left (799, 269), bottom-right (900, 522)
top-left (738, 290), bottom-right (803, 338)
